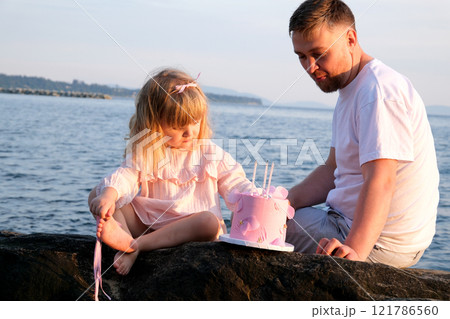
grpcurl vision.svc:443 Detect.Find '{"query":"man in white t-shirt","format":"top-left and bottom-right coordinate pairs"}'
top-left (285, 0), bottom-right (439, 268)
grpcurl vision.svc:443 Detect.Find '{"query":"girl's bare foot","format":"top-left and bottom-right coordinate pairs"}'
top-left (98, 217), bottom-right (136, 253)
top-left (113, 248), bottom-right (139, 275)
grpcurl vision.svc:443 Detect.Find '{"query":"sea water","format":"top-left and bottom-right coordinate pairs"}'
top-left (0, 93), bottom-right (448, 271)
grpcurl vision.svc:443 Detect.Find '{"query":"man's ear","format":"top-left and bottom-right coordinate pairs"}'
top-left (347, 28), bottom-right (357, 52)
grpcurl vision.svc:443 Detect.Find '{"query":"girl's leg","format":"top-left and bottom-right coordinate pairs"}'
top-left (97, 204), bottom-right (148, 275)
top-left (97, 203), bottom-right (151, 252)
top-left (115, 203), bottom-right (149, 238)
top-left (99, 209), bottom-right (220, 275)
top-left (97, 208), bottom-right (135, 252)
top-left (111, 204), bottom-right (152, 275)
top-left (134, 211), bottom-right (221, 252)
top-left (88, 187), bottom-right (96, 208)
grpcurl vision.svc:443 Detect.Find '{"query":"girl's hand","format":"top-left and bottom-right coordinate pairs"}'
top-left (89, 187), bottom-right (118, 220)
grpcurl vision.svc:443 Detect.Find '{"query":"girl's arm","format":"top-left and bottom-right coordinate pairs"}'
top-left (90, 164), bottom-right (140, 217)
top-left (216, 152), bottom-right (253, 211)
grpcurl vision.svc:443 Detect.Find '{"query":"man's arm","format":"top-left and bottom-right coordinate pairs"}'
top-left (288, 147), bottom-right (336, 209)
top-left (317, 158), bottom-right (397, 261)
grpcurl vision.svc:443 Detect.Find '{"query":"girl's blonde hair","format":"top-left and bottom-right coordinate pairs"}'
top-left (126, 68), bottom-right (212, 174)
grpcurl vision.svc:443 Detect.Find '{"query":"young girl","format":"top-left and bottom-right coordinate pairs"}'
top-left (88, 68), bottom-right (252, 276)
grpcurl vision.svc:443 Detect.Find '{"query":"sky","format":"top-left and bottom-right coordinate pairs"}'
top-left (1, 0), bottom-right (449, 107)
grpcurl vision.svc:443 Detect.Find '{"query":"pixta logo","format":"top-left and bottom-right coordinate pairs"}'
top-left (124, 129), bottom-right (172, 172)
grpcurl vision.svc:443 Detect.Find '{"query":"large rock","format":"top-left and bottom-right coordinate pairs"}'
top-left (0, 231), bottom-right (448, 301)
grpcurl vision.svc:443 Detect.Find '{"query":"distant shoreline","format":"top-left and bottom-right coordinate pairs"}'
top-left (0, 73), bottom-right (262, 105)
top-left (0, 87), bottom-right (264, 105)
top-left (0, 87), bottom-right (112, 99)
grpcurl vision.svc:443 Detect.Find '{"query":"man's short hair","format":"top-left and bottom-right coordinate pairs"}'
top-left (289, 0), bottom-right (356, 38)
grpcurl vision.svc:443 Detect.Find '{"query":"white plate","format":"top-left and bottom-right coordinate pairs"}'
top-left (219, 234), bottom-right (294, 252)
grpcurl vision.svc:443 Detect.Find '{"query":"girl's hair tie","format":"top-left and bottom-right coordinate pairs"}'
top-left (174, 73), bottom-right (201, 94)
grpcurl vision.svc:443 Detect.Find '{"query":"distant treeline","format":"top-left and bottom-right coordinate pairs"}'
top-left (206, 93), bottom-right (261, 105)
top-left (0, 87), bottom-right (112, 99)
top-left (0, 73), bottom-right (262, 105)
top-left (0, 73), bottom-right (136, 97)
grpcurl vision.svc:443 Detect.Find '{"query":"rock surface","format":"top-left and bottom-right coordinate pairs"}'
top-left (0, 231), bottom-right (449, 301)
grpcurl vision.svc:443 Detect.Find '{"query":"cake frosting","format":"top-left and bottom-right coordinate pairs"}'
top-left (227, 186), bottom-right (295, 247)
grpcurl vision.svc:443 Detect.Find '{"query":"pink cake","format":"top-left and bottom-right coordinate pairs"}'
top-left (227, 186), bottom-right (295, 247)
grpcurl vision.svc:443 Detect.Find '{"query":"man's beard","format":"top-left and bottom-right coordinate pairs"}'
top-left (314, 72), bottom-right (347, 93)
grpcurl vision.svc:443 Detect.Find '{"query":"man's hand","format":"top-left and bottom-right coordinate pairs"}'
top-left (316, 238), bottom-right (363, 261)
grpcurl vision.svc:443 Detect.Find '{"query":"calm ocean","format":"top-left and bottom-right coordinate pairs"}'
top-left (0, 93), bottom-right (448, 271)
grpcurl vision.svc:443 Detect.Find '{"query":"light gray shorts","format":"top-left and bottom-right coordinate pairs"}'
top-left (286, 207), bottom-right (424, 268)
top-left (286, 207), bottom-right (350, 254)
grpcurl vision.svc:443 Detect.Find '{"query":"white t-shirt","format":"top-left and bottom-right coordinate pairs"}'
top-left (326, 59), bottom-right (439, 252)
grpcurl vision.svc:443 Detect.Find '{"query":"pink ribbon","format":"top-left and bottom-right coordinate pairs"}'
top-left (94, 216), bottom-right (111, 301)
top-left (174, 73), bottom-right (201, 94)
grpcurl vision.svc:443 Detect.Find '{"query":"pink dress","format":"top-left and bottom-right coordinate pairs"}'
top-left (96, 140), bottom-right (252, 234)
